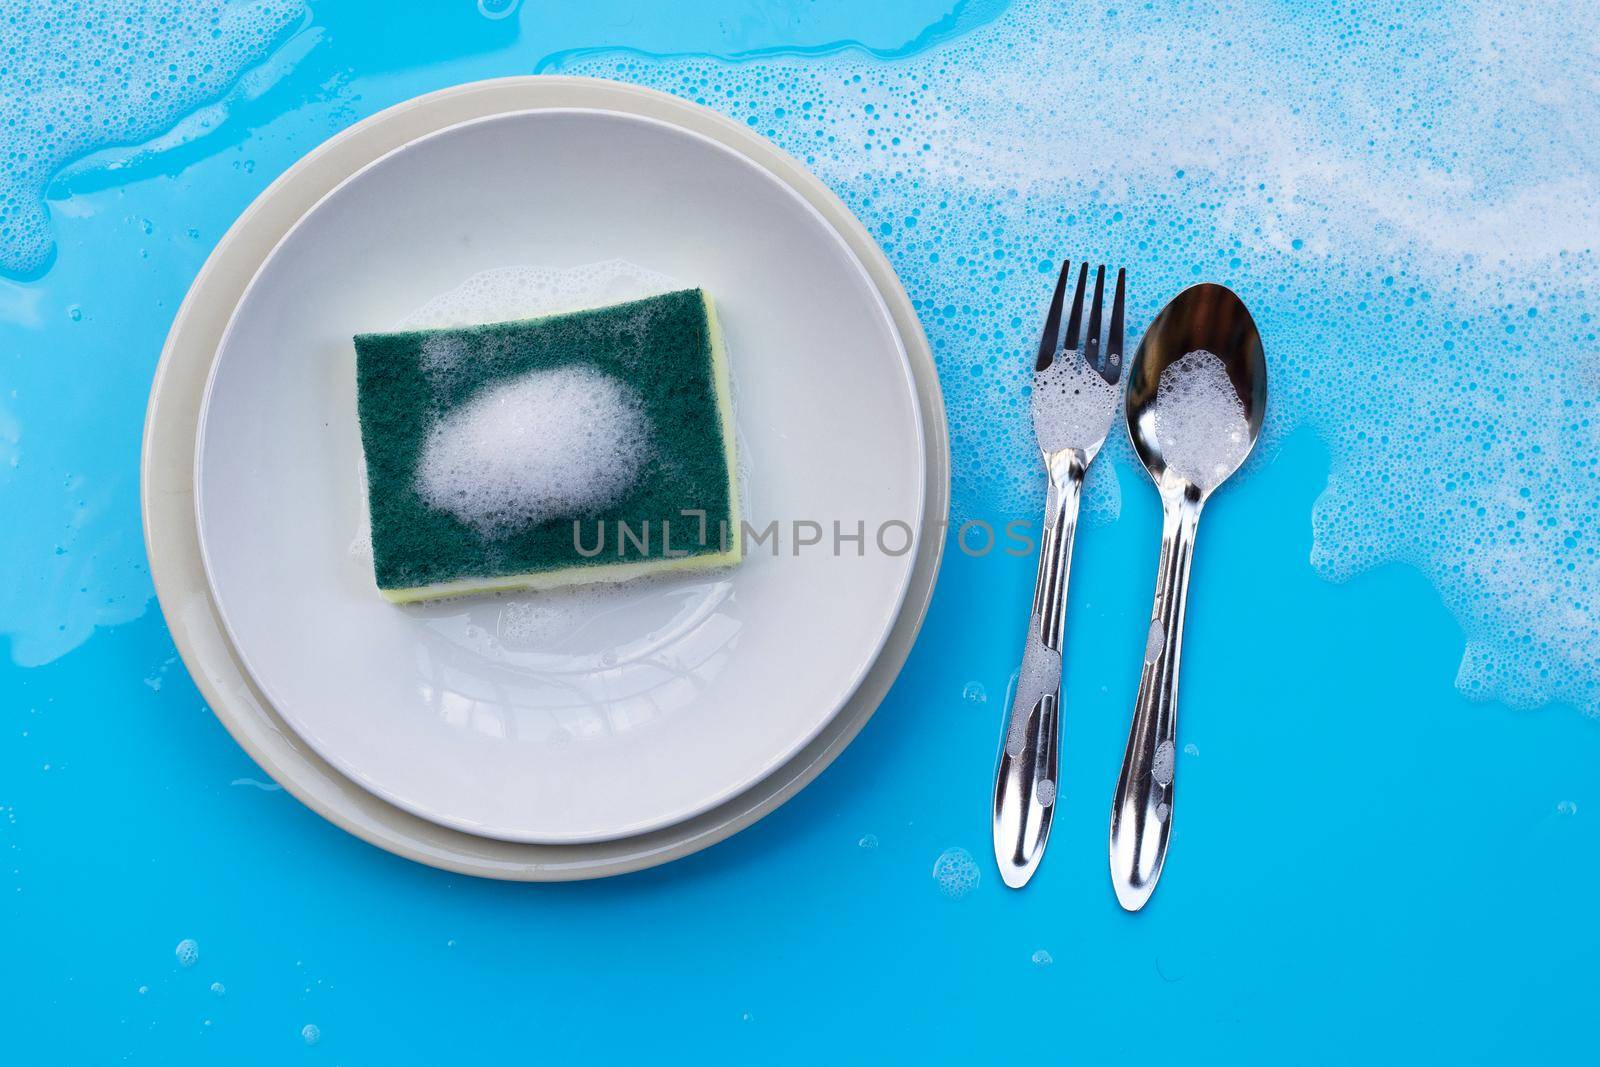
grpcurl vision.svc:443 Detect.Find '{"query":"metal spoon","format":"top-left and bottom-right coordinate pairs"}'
top-left (1109, 282), bottom-right (1266, 911)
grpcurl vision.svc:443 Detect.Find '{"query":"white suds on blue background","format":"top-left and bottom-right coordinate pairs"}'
top-left (566, 0), bottom-right (1600, 712)
top-left (0, 1), bottom-right (307, 277)
top-left (931, 846), bottom-right (981, 899)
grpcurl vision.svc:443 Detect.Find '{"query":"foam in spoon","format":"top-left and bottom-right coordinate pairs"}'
top-left (1150, 349), bottom-right (1251, 491)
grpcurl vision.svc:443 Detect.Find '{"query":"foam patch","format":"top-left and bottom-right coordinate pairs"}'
top-left (0, 1), bottom-right (306, 277)
top-left (1152, 351), bottom-right (1252, 491)
top-left (416, 365), bottom-right (652, 537)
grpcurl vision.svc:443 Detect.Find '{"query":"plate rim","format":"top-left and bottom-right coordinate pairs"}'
top-left (141, 75), bottom-right (949, 880)
top-left (190, 103), bottom-right (927, 844)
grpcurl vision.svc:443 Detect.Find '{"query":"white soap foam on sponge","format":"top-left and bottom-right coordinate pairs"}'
top-left (416, 365), bottom-right (652, 537)
top-left (1151, 350), bottom-right (1252, 491)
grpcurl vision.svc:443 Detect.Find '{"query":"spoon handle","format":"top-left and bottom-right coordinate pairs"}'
top-left (992, 451), bottom-right (1085, 889)
top-left (1109, 490), bottom-right (1202, 910)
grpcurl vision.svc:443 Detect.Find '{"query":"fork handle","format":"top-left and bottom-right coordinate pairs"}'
top-left (992, 451), bottom-right (1085, 889)
top-left (1109, 489), bottom-right (1202, 910)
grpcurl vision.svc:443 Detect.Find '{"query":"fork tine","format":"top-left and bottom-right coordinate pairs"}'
top-left (1083, 264), bottom-right (1106, 375)
top-left (1062, 263), bottom-right (1089, 354)
top-left (1105, 267), bottom-right (1127, 383)
top-left (1034, 259), bottom-right (1071, 372)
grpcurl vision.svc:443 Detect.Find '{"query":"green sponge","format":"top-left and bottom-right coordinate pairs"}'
top-left (353, 288), bottom-right (741, 602)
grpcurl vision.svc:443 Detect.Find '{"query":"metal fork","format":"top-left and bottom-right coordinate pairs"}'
top-left (992, 261), bottom-right (1126, 889)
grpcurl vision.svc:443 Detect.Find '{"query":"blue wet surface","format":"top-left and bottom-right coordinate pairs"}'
top-left (2, 1), bottom-right (1597, 1062)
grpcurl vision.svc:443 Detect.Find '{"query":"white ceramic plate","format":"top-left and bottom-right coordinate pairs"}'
top-left (194, 107), bottom-right (925, 844)
top-left (146, 76), bottom-right (947, 879)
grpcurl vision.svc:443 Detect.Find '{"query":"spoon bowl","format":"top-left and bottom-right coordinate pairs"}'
top-left (1126, 282), bottom-right (1266, 497)
top-left (1109, 281), bottom-right (1267, 911)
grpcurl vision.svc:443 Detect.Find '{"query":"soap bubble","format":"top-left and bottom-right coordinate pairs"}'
top-left (932, 847), bottom-right (981, 900)
top-left (476, 0), bottom-right (521, 20)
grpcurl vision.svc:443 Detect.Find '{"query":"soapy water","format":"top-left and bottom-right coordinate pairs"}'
top-left (931, 846), bottom-right (981, 900)
top-left (416, 365), bottom-right (652, 537)
top-left (0, 1), bottom-right (308, 278)
top-left (1151, 351), bottom-right (1252, 491)
top-left (562, 0), bottom-right (1600, 713)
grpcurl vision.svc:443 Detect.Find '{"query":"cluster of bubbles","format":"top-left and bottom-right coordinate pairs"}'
top-left (565, 0), bottom-right (1600, 712)
top-left (931, 845), bottom-right (981, 899)
top-left (416, 364), bottom-right (653, 537)
top-left (1151, 350), bottom-right (1253, 491)
top-left (1031, 339), bottom-right (1119, 453)
top-left (0, 0), bottom-right (306, 276)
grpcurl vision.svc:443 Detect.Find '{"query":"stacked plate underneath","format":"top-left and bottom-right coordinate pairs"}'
top-left (143, 77), bottom-right (948, 879)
